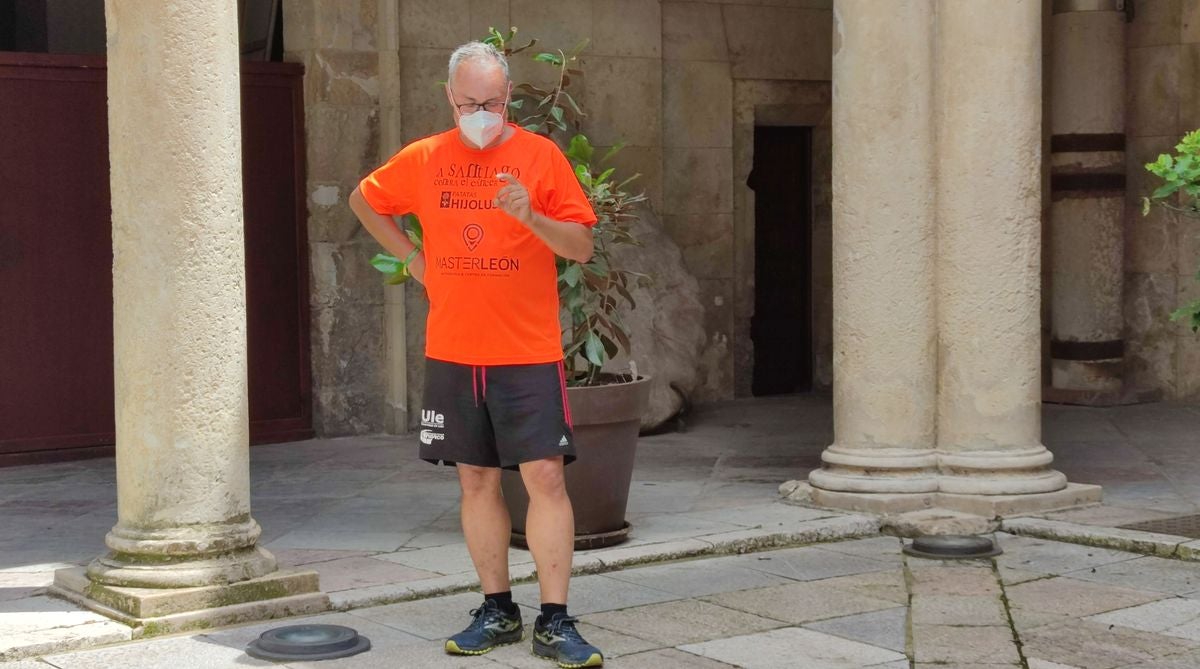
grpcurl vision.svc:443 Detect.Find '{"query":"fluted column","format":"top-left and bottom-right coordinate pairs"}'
top-left (934, 0), bottom-right (1067, 496)
top-left (1047, 1), bottom-right (1128, 402)
top-left (808, 0), bottom-right (939, 498)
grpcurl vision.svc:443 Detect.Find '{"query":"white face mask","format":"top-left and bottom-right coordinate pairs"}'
top-left (458, 109), bottom-right (504, 149)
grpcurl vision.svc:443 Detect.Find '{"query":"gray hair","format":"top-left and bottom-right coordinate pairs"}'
top-left (448, 41), bottom-right (509, 81)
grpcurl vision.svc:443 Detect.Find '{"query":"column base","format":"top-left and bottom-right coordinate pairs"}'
top-left (50, 566), bottom-right (329, 637)
top-left (786, 480), bottom-right (1102, 518)
top-left (87, 545), bottom-right (279, 589)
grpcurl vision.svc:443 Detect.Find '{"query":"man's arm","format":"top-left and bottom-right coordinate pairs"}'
top-left (495, 173), bottom-right (594, 263)
top-left (348, 186), bottom-right (425, 283)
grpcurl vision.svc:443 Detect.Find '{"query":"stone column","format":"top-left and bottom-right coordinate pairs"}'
top-left (1046, 0), bottom-right (1129, 404)
top-left (52, 0), bottom-right (325, 631)
top-left (934, 0), bottom-right (1075, 500)
top-left (806, 0), bottom-right (940, 508)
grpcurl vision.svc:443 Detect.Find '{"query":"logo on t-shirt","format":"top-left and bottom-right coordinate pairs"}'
top-left (462, 224), bottom-right (484, 252)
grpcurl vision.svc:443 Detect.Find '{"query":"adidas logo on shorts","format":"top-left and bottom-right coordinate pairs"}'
top-left (558, 435), bottom-right (569, 448)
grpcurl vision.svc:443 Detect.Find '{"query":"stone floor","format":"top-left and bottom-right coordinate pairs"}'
top-left (2, 395), bottom-right (1200, 667)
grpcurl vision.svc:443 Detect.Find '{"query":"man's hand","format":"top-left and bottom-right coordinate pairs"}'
top-left (495, 173), bottom-right (533, 225)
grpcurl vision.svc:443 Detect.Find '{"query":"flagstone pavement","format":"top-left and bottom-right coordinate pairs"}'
top-left (2, 396), bottom-right (1200, 667)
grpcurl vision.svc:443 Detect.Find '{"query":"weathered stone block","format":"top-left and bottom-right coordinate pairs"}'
top-left (314, 384), bottom-right (387, 436)
top-left (469, 0), bottom-right (510, 43)
top-left (510, 0), bottom-right (592, 57)
top-left (582, 56), bottom-right (663, 148)
top-left (592, 0), bottom-right (662, 58)
top-left (664, 147), bottom-right (734, 214)
top-left (311, 301), bottom-right (384, 395)
top-left (1186, 1), bottom-right (1200, 44)
top-left (594, 144), bottom-right (663, 213)
top-left (281, 0), bottom-right (317, 51)
top-left (310, 0), bottom-right (376, 51)
top-left (697, 278), bottom-right (735, 402)
top-left (398, 47), bottom-right (455, 142)
top-left (723, 5), bottom-right (831, 81)
top-left (1129, 0), bottom-right (1181, 48)
top-left (663, 1), bottom-right (727, 61)
top-left (664, 214), bottom-right (734, 279)
top-left (1129, 45), bottom-right (1181, 138)
top-left (305, 105), bottom-right (380, 183)
top-left (664, 60), bottom-right (733, 149)
top-left (1177, 328), bottom-right (1200, 400)
top-left (1183, 44), bottom-right (1200, 131)
top-left (398, 0), bottom-right (472, 49)
top-left (310, 240), bottom-right (388, 309)
top-left (307, 49), bottom-right (380, 107)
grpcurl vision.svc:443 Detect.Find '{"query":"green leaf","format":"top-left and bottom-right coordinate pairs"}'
top-left (596, 167), bottom-right (615, 185)
top-left (370, 253), bottom-right (402, 274)
top-left (402, 214), bottom-right (424, 247)
top-left (566, 134), bottom-right (594, 164)
top-left (533, 52), bottom-right (564, 66)
top-left (1143, 197), bottom-right (1153, 216)
top-left (550, 106), bottom-right (564, 125)
top-left (1152, 182), bottom-right (1183, 200)
top-left (562, 262), bottom-right (584, 288)
top-left (601, 141), bottom-right (627, 164)
top-left (584, 332), bottom-right (605, 367)
top-left (574, 163), bottom-right (593, 188)
top-left (508, 98), bottom-right (525, 110)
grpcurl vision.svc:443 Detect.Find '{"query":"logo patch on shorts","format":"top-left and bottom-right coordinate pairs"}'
top-left (421, 410), bottom-right (445, 428)
top-left (558, 435), bottom-right (569, 448)
top-left (420, 429), bottom-right (445, 445)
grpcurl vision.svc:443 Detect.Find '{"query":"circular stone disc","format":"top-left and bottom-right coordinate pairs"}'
top-left (246, 624), bottom-right (372, 662)
top-left (902, 534), bottom-right (1002, 560)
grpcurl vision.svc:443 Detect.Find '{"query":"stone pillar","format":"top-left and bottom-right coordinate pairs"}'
top-left (806, 0), bottom-right (940, 507)
top-left (1045, 0), bottom-right (1129, 404)
top-left (934, 0), bottom-right (1070, 498)
top-left (52, 0), bottom-right (326, 631)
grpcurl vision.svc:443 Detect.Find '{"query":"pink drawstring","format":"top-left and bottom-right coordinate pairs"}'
top-left (472, 366), bottom-right (479, 407)
top-left (481, 367), bottom-right (487, 400)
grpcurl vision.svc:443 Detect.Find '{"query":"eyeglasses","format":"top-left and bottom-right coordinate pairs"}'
top-left (449, 88), bottom-right (508, 115)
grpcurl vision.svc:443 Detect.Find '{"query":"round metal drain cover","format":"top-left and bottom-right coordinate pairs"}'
top-left (903, 535), bottom-right (1001, 560)
top-left (246, 624), bottom-right (371, 662)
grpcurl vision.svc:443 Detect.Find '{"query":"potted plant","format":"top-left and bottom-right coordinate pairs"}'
top-left (372, 28), bottom-right (652, 549)
top-left (1143, 128), bottom-right (1200, 332)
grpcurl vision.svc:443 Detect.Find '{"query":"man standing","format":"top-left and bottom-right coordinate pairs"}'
top-left (348, 42), bottom-right (603, 668)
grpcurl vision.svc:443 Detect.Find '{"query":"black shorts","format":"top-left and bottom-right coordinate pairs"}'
top-left (419, 358), bottom-right (576, 470)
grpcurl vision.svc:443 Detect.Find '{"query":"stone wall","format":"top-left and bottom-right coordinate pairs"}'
top-left (285, 0), bottom-right (837, 435)
top-left (1124, 0), bottom-right (1200, 401)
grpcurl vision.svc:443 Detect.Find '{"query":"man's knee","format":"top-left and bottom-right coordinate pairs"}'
top-left (457, 464), bottom-right (501, 497)
top-left (519, 458), bottom-right (567, 499)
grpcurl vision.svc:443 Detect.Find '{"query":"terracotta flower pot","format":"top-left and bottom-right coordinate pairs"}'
top-left (501, 375), bottom-right (651, 550)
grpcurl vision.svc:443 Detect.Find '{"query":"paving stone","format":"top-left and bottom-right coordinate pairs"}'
top-left (673, 502), bottom-right (837, 528)
top-left (1, 621), bottom-right (132, 664)
top-left (0, 596), bottom-right (116, 635)
top-left (604, 557), bottom-right (791, 597)
top-left (1115, 648), bottom-right (1200, 668)
top-left (1, 661), bottom-right (60, 669)
top-left (679, 626), bottom-right (906, 668)
top-left (374, 543), bottom-right (491, 575)
top-left (311, 556), bottom-right (440, 592)
top-left (288, 638), bottom-right (488, 668)
top-left (911, 594), bottom-right (1008, 626)
top-left (703, 580), bottom-right (900, 624)
top-left (804, 606), bottom-right (908, 653)
top-left (485, 620), bottom-right (658, 667)
top-left (1027, 659), bottom-right (1083, 669)
top-left (347, 591), bottom-right (494, 641)
top-left (1006, 576), bottom-right (1167, 623)
top-left (584, 599), bottom-right (782, 646)
top-left (814, 569), bottom-right (910, 605)
top-left (41, 635), bottom-right (278, 669)
top-left (1066, 556), bottom-right (1200, 595)
top-left (908, 565), bottom-right (1000, 596)
top-left (512, 573), bottom-right (682, 615)
top-left (730, 545), bottom-right (894, 582)
top-left (818, 536), bottom-right (905, 560)
top-left (996, 566), bottom-right (1053, 586)
top-left (200, 611), bottom-right (424, 651)
top-left (271, 548), bottom-right (375, 567)
top-left (911, 624), bottom-right (1020, 665)
top-left (607, 648), bottom-right (739, 668)
top-left (994, 533), bottom-right (1139, 574)
top-left (265, 529), bottom-right (414, 552)
top-left (622, 513), bottom-right (743, 544)
top-left (1089, 597), bottom-right (1200, 641)
top-left (1021, 619), bottom-right (1200, 669)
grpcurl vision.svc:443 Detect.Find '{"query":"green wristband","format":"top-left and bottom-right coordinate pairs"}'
top-left (400, 247), bottom-right (420, 269)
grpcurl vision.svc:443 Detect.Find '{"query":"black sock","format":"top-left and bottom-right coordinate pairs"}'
top-left (484, 591), bottom-right (517, 614)
top-left (540, 602), bottom-right (568, 622)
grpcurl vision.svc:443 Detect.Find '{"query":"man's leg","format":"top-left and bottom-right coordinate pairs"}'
top-left (457, 463), bottom-right (512, 593)
top-left (518, 456), bottom-right (573, 604)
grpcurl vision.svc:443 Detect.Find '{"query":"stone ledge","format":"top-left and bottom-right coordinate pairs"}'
top-left (49, 567), bottom-right (330, 637)
top-left (327, 513), bottom-right (881, 610)
top-left (1002, 516), bottom-right (1199, 559)
top-left (0, 619), bottom-right (131, 663)
top-left (784, 481), bottom-right (1103, 518)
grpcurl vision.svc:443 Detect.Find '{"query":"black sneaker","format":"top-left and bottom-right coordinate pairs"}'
top-left (445, 600), bottom-right (524, 655)
top-left (532, 613), bottom-right (604, 668)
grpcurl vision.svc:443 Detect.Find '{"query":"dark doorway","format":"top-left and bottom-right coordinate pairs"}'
top-left (749, 125), bottom-right (813, 396)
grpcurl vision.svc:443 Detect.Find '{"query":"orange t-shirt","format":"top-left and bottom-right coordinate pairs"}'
top-left (359, 125), bottom-right (597, 366)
